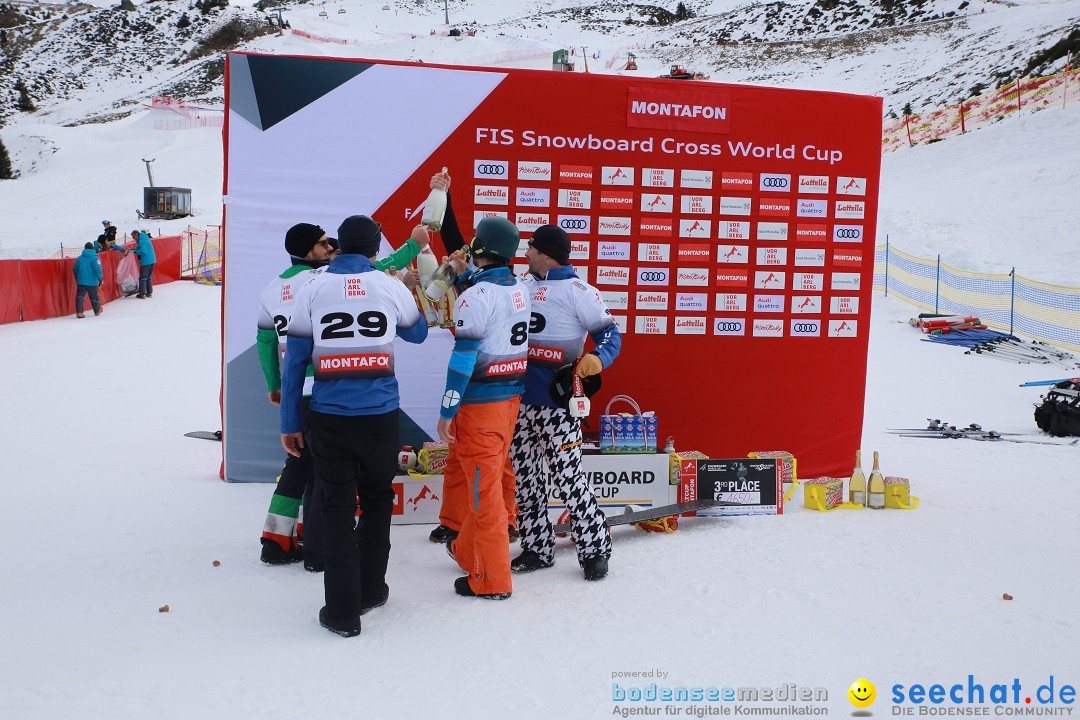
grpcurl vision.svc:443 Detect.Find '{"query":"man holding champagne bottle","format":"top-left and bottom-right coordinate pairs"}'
top-left (438, 216), bottom-right (531, 599)
top-left (418, 169), bottom-right (522, 547)
top-left (509, 224), bottom-right (622, 582)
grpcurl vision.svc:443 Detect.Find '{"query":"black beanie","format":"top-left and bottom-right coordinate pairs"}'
top-left (84, 242), bottom-right (94, 249)
top-left (529, 224), bottom-right (571, 265)
top-left (284, 223), bottom-right (326, 258)
top-left (337, 215), bottom-right (382, 257)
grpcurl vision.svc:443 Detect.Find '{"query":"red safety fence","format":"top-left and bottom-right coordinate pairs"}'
top-left (883, 68), bottom-right (1080, 152)
top-left (0, 235), bottom-right (182, 325)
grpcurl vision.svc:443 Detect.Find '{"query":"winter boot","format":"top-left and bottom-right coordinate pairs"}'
top-left (360, 583), bottom-right (389, 616)
top-left (582, 555), bottom-right (609, 581)
top-left (510, 550), bottom-right (554, 573)
top-left (260, 541), bottom-right (301, 565)
top-left (454, 576), bottom-right (510, 600)
top-left (318, 606), bottom-right (360, 637)
top-left (428, 524), bottom-right (459, 544)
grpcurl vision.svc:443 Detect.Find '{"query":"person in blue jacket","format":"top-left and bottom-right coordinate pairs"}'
top-left (131, 230), bottom-right (156, 298)
top-left (72, 242), bottom-right (104, 318)
top-left (280, 214), bottom-right (430, 637)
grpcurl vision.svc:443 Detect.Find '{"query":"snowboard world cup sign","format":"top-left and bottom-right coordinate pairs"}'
top-left (221, 52), bottom-right (882, 482)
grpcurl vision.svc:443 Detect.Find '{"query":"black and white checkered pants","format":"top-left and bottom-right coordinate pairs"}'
top-left (510, 403), bottom-right (611, 565)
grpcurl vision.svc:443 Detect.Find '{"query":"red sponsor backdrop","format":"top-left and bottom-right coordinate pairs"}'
top-left (362, 66), bottom-right (881, 478)
top-left (223, 58), bottom-right (879, 478)
top-left (0, 236), bottom-right (183, 324)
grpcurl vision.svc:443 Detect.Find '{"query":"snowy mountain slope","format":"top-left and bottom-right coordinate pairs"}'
top-left (0, 0), bottom-right (274, 125)
top-left (2, 0), bottom-right (1077, 126)
top-left (656, 0), bottom-right (1080, 113)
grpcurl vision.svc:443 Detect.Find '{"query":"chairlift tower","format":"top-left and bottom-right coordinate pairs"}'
top-left (142, 157), bottom-right (156, 188)
top-left (139, 157), bottom-right (192, 220)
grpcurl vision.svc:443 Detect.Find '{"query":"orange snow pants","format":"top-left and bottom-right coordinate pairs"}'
top-left (447, 397), bottom-right (520, 596)
top-left (439, 429), bottom-right (518, 533)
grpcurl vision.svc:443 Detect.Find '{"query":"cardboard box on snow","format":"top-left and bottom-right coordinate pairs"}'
top-left (392, 477), bottom-right (443, 525)
top-left (802, 477), bottom-right (844, 511)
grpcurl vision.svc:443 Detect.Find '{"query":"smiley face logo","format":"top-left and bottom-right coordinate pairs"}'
top-left (848, 679), bottom-right (876, 708)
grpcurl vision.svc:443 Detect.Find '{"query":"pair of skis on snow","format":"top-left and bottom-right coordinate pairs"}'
top-left (887, 419), bottom-right (1077, 446)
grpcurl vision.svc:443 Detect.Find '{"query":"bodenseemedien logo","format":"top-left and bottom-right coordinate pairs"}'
top-left (610, 678), bottom-right (828, 717)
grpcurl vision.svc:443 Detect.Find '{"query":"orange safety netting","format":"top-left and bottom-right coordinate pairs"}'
top-left (883, 69), bottom-right (1080, 152)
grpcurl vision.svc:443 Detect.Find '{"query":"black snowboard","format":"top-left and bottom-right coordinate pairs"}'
top-left (552, 500), bottom-right (730, 534)
top-left (184, 431), bottom-right (222, 441)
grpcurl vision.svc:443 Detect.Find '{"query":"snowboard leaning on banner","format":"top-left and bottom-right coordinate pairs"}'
top-left (552, 458), bottom-right (782, 533)
top-left (552, 500), bottom-right (733, 534)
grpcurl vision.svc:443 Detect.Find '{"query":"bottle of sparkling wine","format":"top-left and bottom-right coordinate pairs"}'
top-left (867, 451), bottom-right (886, 509)
top-left (424, 257), bottom-right (460, 301)
top-left (420, 166), bottom-right (449, 231)
top-left (849, 450), bottom-right (866, 506)
top-left (416, 248), bottom-right (438, 286)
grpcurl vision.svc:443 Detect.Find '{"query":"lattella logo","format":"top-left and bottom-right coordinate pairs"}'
top-left (675, 317), bottom-right (707, 334)
top-left (596, 266), bottom-right (630, 285)
top-left (798, 175), bottom-right (829, 194)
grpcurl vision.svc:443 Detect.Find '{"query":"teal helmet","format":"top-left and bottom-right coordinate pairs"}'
top-left (470, 216), bottom-right (520, 262)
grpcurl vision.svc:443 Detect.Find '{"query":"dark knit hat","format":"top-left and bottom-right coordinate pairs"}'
top-left (284, 223), bottom-right (326, 258)
top-left (84, 242), bottom-right (94, 249)
top-left (337, 215), bottom-right (383, 256)
top-left (528, 224), bottom-right (571, 265)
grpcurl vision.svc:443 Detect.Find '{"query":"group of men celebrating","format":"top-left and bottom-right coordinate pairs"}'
top-left (255, 172), bottom-right (622, 637)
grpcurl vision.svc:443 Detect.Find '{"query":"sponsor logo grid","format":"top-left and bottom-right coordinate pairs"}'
top-left (469, 162), bottom-right (869, 336)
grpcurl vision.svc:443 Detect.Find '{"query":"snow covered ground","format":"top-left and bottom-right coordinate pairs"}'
top-left (1, 277), bottom-right (1077, 719)
top-left (1, 1), bottom-right (1079, 717)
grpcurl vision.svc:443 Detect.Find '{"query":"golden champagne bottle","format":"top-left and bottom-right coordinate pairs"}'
top-left (867, 451), bottom-right (886, 509)
top-left (420, 166), bottom-right (449, 230)
top-left (849, 450), bottom-right (866, 506)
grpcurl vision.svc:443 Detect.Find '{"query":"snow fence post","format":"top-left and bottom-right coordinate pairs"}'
top-left (885, 235), bottom-right (890, 297)
top-left (1064, 60), bottom-right (1071, 110)
top-left (1009, 267), bottom-right (1016, 336)
top-left (935, 254), bottom-right (941, 313)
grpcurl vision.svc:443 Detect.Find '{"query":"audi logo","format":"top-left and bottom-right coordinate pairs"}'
top-left (762, 177), bottom-right (789, 188)
top-left (835, 228), bottom-right (862, 239)
top-left (639, 271), bottom-right (668, 282)
top-left (793, 323), bottom-right (819, 332)
top-left (715, 321), bottom-right (743, 331)
top-left (560, 219), bottom-right (588, 230)
top-left (476, 164), bottom-right (506, 175)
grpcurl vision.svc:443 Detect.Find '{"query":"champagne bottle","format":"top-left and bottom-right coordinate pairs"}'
top-left (416, 248), bottom-right (438, 286)
top-left (849, 450), bottom-right (866, 506)
top-left (424, 252), bottom-right (463, 302)
top-left (867, 451), bottom-right (886, 509)
top-left (421, 166), bottom-right (449, 231)
top-left (414, 249), bottom-right (440, 325)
